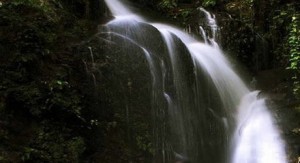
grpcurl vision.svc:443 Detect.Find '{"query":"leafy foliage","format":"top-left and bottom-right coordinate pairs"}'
top-left (22, 126), bottom-right (85, 162)
top-left (202, 0), bottom-right (217, 7)
top-left (0, 0), bottom-right (99, 162)
top-left (287, 14), bottom-right (300, 97)
top-left (158, 0), bottom-right (177, 10)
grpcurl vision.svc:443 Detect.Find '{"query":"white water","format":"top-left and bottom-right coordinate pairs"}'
top-left (104, 0), bottom-right (143, 21)
top-left (198, 7), bottom-right (218, 41)
top-left (199, 26), bottom-right (208, 44)
top-left (103, 0), bottom-right (287, 162)
top-left (233, 91), bottom-right (287, 163)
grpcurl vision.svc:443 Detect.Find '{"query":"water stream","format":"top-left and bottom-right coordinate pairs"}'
top-left (102, 0), bottom-right (287, 162)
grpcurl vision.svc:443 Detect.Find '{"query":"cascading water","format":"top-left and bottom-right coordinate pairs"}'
top-left (232, 91), bottom-right (287, 163)
top-left (102, 0), bottom-right (287, 162)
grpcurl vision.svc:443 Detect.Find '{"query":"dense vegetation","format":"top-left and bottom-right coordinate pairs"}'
top-left (0, 0), bottom-right (104, 162)
top-left (0, 0), bottom-right (299, 162)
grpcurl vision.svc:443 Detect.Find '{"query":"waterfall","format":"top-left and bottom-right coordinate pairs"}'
top-left (102, 0), bottom-right (287, 162)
